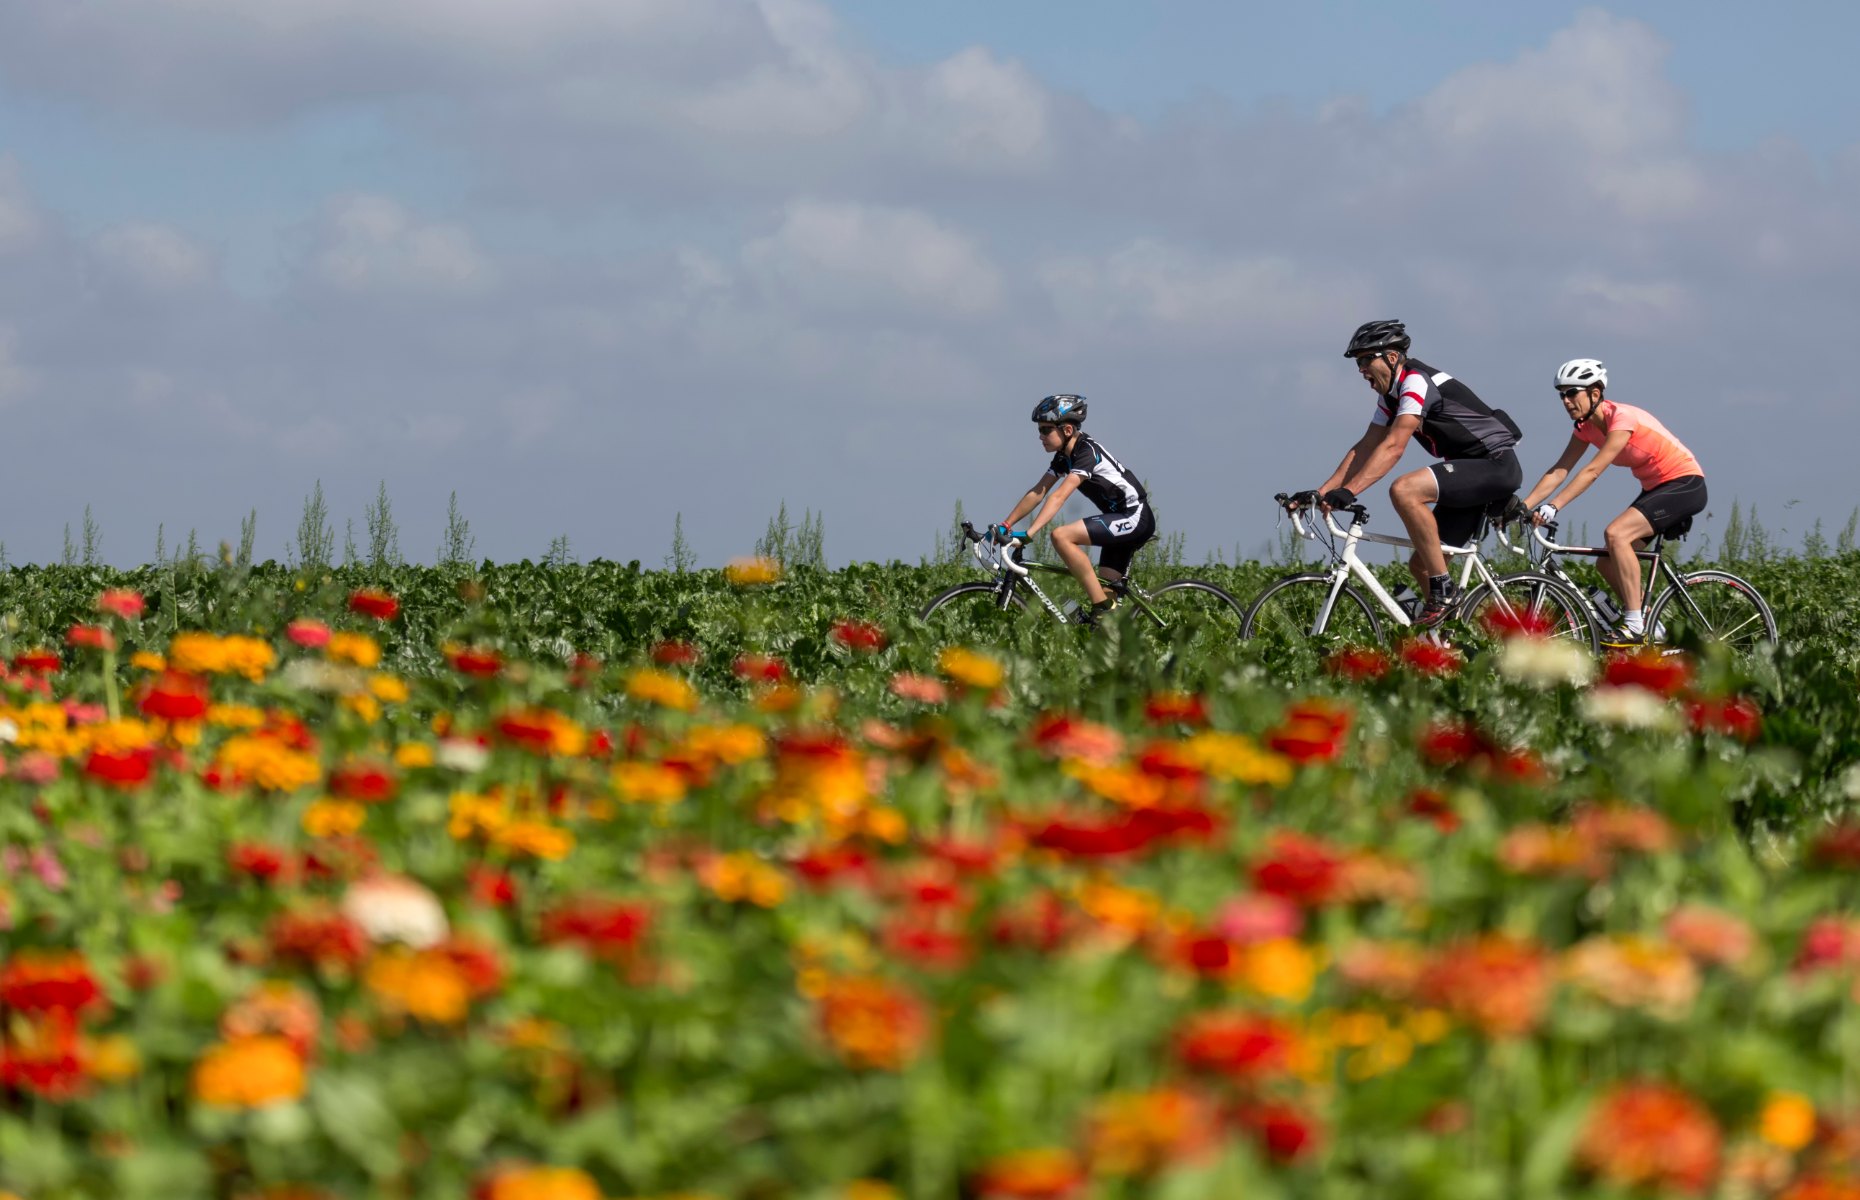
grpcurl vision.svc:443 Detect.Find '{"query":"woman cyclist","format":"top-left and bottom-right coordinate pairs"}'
top-left (1519, 359), bottom-right (1707, 643)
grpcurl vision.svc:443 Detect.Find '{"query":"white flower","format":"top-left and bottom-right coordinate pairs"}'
top-left (1582, 685), bottom-right (1680, 731)
top-left (1499, 637), bottom-right (1597, 688)
top-left (283, 658), bottom-right (369, 694)
top-left (436, 738), bottom-right (491, 773)
top-left (1840, 763), bottom-right (1860, 802)
top-left (341, 874), bottom-right (449, 948)
top-left (0, 718), bottom-right (17, 744)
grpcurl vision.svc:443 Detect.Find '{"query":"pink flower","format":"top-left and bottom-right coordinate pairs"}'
top-left (286, 619), bottom-right (332, 648)
top-left (15, 753), bottom-right (61, 786)
top-left (1214, 893), bottom-right (1304, 944)
top-left (96, 590), bottom-right (147, 619)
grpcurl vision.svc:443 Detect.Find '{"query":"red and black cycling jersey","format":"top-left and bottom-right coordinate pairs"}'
top-left (1049, 434), bottom-right (1147, 514)
top-left (1371, 357), bottom-right (1519, 460)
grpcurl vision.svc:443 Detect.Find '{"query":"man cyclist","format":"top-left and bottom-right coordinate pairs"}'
top-left (1519, 358), bottom-right (1707, 644)
top-left (1297, 319), bottom-right (1523, 629)
top-left (993, 395), bottom-right (1155, 625)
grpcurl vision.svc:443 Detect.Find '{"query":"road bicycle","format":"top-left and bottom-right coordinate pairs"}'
top-left (919, 521), bottom-right (1246, 653)
top-left (1239, 493), bottom-right (1600, 665)
top-left (1496, 515), bottom-right (1777, 652)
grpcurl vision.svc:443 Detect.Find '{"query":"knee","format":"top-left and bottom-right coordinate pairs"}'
top-left (1054, 526), bottom-right (1086, 549)
top-left (1604, 522), bottom-right (1636, 547)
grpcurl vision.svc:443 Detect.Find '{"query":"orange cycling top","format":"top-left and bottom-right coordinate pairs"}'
top-left (1574, 399), bottom-right (1703, 490)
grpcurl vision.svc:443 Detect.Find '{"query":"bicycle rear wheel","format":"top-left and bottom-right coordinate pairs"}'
top-left (1646, 569), bottom-right (1777, 652)
top-left (1456, 571), bottom-right (1601, 656)
top-left (1240, 573), bottom-right (1383, 670)
top-left (1130, 578), bottom-right (1247, 656)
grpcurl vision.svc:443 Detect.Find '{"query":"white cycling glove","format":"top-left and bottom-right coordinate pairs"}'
top-left (1533, 503), bottom-right (1558, 524)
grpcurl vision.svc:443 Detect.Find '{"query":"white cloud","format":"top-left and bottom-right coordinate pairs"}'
top-left (0, 160), bottom-right (45, 255)
top-left (311, 195), bottom-right (492, 296)
top-left (743, 200), bottom-right (1004, 317)
top-left (93, 224), bottom-right (213, 290)
top-left (910, 47), bottom-right (1053, 170)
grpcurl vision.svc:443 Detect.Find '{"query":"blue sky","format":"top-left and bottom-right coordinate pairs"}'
top-left (0, 2), bottom-right (1853, 565)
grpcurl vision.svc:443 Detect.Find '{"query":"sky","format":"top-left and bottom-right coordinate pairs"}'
top-left (0, 1), bottom-right (1853, 567)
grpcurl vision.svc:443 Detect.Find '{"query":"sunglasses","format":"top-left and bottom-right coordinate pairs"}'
top-left (1037, 424), bottom-right (1061, 435)
top-left (1559, 388), bottom-right (1587, 400)
top-left (1353, 353), bottom-right (1384, 369)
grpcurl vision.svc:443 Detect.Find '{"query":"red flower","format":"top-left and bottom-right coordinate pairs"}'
top-left (229, 842), bottom-right (296, 885)
top-left (650, 640), bottom-right (700, 666)
top-left (1398, 638), bottom-right (1462, 676)
top-left (1576, 1082), bottom-right (1720, 1195)
top-left (1235, 1100), bottom-right (1324, 1163)
top-left (0, 1012), bottom-right (86, 1100)
top-left (733, 653), bottom-right (788, 683)
top-left (991, 891), bottom-right (1076, 953)
top-left (1174, 1010), bottom-right (1296, 1080)
top-left (1687, 695), bottom-right (1762, 742)
top-left (1144, 691), bottom-right (1210, 725)
top-left (268, 907), bottom-right (370, 972)
top-left (137, 671), bottom-right (211, 722)
top-left (1250, 832), bottom-right (1346, 907)
top-left (1324, 645), bottom-right (1391, 682)
top-left (540, 897), bottom-right (653, 963)
top-left (1481, 606), bottom-right (1556, 639)
top-left (96, 589), bottom-right (146, 619)
top-left (1418, 720), bottom-right (1497, 767)
top-left (882, 915), bottom-right (970, 973)
top-left (972, 1149), bottom-right (1087, 1200)
top-left (0, 951), bottom-right (105, 1016)
top-left (328, 761), bottom-right (398, 804)
top-left (1029, 713), bottom-right (1125, 764)
top-left (467, 866), bottom-right (520, 908)
top-left (1267, 699), bottom-right (1352, 763)
top-left (1794, 917), bottom-right (1860, 974)
top-left (83, 746), bottom-right (154, 788)
top-left (65, 623), bottom-right (116, 651)
top-left (1404, 788), bottom-right (1460, 833)
top-left (447, 646), bottom-right (503, 677)
top-left (347, 589), bottom-right (400, 620)
top-left (831, 619), bottom-right (888, 653)
top-left (1418, 935), bottom-right (1550, 1038)
top-left (286, 619), bottom-right (332, 648)
top-left (790, 844), bottom-right (877, 890)
top-left (1603, 649), bottom-right (1693, 697)
top-left (1025, 805), bottom-right (1217, 859)
top-left (10, 648), bottom-right (61, 674)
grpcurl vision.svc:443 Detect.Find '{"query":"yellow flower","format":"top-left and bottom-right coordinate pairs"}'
top-left (1402, 1008), bottom-right (1452, 1044)
top-left (84, 1033), bottom-right (143, 1082)
top-left (723, 556), bottom-right (782, 586)
top-left (449, 791), bottom-right (510, 839)
top-left (1181, 731), bottom-right (1294, 786)
top-left (84, 718), bottom-right (158, 754)
top-left (612, 762), bottom-right (688, 806)
top-left (193, 1036), bottom-right (306, 1108)
top-left (492, 819), bottom-right (575, 861)
top-left (130, 650), bottom-right (166, 671)
top-left (1237, 938), bottom-right (1318, 1002)
top-left (1759, 1091), bottom-right (1816, 1150)
top-left (1074, 878), bottom-right (1160, 938)
top-left (218, 734), bottom-right (321, 792)
top-left (370, 674), bottom-right (410, 703)
top-left (395, 742), bottom-right (436, 769)
top-left (326, 632), bottom-right (381, 668)
top-left (482, 1166), bottom-right (604, 1200)
top-left (679, 724), bottom-right (766, 765)
top-left (303, 800), bottom-right (367, 838)
top-left (626, 668), bottom-right (698, 712)
top-left (844, 1182), bottom-right (902, 1200)
top-left (861, 806), bottom-right (909, 845)
top-left (342, 693), bottom-right (382, 723)
top-left (937, 646), bottom-right (1003, 690)
top-left (207, 703), bottom-right (266, 729)
top-left (365, 949), bottom-right (470, 1024)
top-left (168, 632), bottom-right (275, 680)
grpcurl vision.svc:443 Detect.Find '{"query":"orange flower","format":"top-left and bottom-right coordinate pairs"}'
top-left (365, 948), bottom-right (472, 1024)
top-left (1418, 935), bottom-right (1550, 1038)
top-left (814, 975), bottom-right (929, 1071)
top-left (193, 1035), bottom-right (307, 1108)
top-left (1173, 1010), bottom-right (1297, 1081)
top-left (1085, 1087), bottom-right (1220, 1176)
top-left (476, 1164), bottom-right (604, 1200)
top-left (1577, 1082), bottom-right (1720, 1194)
top-left (971, 1148), bottom-right (1086, 1199)
top-left (1562, 935), bottom-right (1700, 1019)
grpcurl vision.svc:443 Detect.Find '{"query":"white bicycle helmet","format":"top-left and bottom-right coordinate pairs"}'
top-left (1554, 358), bottom-right (1607, 391)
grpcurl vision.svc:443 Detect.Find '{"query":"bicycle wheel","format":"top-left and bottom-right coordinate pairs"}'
top-left (920, 581), bottom-right (1028, 633)
top-left (1646, 569), bottom-right (1777, 652)
top-left (1240, 574), bottom-right (1384, 669)
top-left (1456, 571), bottom-right (1601, 656)
top-left (1130, 579), bottom-right (1247, 656)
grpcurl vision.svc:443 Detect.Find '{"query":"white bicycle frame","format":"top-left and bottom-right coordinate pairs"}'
top-left (1285, 506), bottom-right (1506, 634)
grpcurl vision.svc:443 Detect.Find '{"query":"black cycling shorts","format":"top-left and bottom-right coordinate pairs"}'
top-left (1083, 503), bottom-right (1156, 575)
top-left (1631, 474), bottom-right (1707, 536)
top-left (1428, 448), bottom-right (1523, 548)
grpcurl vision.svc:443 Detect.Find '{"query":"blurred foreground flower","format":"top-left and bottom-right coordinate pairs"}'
top-left (1499, 636), bottom-right (1596, 687)
top-left (724, 556), bottom-right (782, 586)
top-left (938, 646), bottom-right (1004, 691)
top-left (1576, 1082), bottom-right (1720, 1194)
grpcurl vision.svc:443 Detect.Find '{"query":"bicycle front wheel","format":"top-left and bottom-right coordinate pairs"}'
top-left (1457, 571), bottom-right (1601, 656)
top-left (1240, 573), bottom-right (1383, 669)
top-left (920, 581), bottom-right (1028, 635)
top-left (1647, 569), bottom-right (1778, 652)
top-left (1132, 579), bottom-right (1247, 655)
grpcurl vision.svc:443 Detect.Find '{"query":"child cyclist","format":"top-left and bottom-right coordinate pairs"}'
top-left (992, 394), bottom-right (1156, 625)
top-left (1519, 358), bottom-right (1707, 643)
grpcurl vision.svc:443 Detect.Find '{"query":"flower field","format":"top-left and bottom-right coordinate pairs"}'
top-left (3, 554), bottom-right (1860, 1199)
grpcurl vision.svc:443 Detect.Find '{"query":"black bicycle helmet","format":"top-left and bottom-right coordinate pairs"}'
top-left (1344, 319), bottom-right (1410, 358)
top-left (1031, 394), bottom-right (1087, 425)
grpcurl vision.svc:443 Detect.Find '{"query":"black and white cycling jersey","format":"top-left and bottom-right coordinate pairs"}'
top-left (1371, 357), bottom-right (1520, 460)
top-left (1050, 434), bottom-right (1148, 513)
